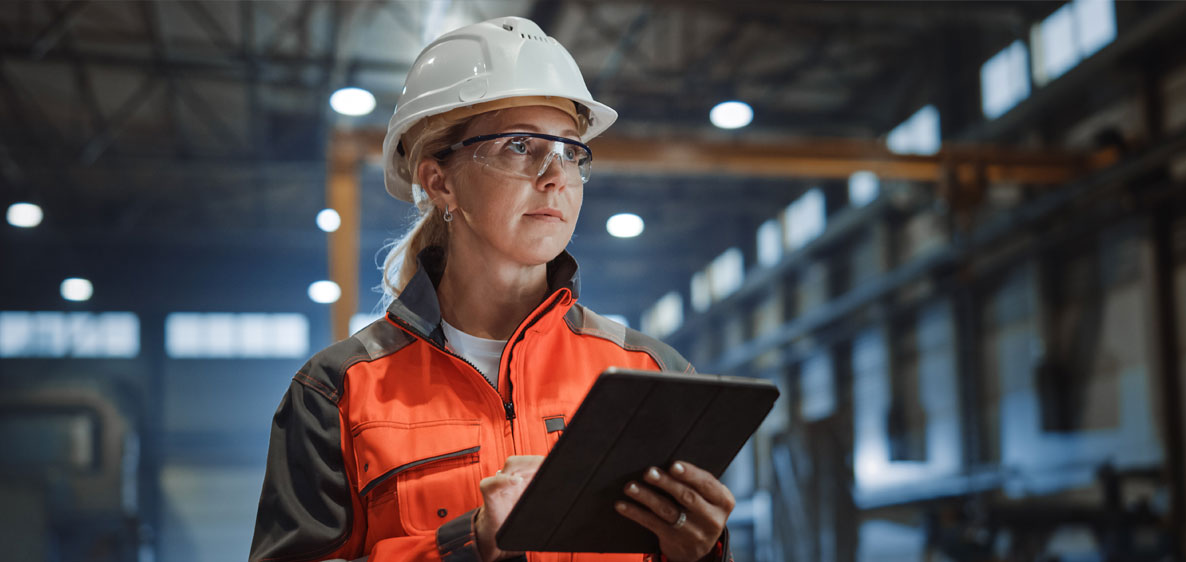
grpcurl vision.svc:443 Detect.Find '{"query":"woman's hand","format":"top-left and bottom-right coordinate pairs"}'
top-left (475, 455), bottom-right (544, 562)
top-left (615, 461), bottom-right (735, 562)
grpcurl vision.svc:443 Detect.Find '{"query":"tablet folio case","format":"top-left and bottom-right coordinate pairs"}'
top-left (496, 368), bottom-right (780, 553)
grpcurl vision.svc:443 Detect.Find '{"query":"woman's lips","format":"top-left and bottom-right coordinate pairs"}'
top-left (525, 208), bottom-right (564, 222)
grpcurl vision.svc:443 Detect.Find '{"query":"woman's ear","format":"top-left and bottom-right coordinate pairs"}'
top-left (417, 158), bottom-right (458, 210)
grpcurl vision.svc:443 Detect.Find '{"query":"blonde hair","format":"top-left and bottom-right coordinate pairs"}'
top-left (377, 101), bottom-right (592, 309)
top-left (378, 114), bottom-right (472, 307)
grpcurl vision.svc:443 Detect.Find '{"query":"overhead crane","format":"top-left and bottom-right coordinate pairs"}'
top-left (324, 129), bottom-right (1121, 341)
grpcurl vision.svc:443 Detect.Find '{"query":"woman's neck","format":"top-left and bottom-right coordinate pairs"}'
top-left (436, 243), bottom-right (550, 341)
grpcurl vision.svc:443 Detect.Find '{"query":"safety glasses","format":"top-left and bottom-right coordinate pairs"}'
top-left (434, 132), bottom-right (593, 184)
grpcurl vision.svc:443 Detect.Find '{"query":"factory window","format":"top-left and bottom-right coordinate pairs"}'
top-left (756, 218), bottom-right (783, 267)
top-left (708, 247), bottom-right (745, 301)
top-left (691, 271), bottom-right (711, 313)
top-left (783, 188), bottom-right (827, 250)
top-left (350, 312), bottom-right (384, 335)
top-left (799, 351), bottom-right (836, 422)
top-left (1033, 4), bottom-right (1077, 85)
top-left (848, 171), bottom-right (880, 207)
top-left (1031, 0), bottom-right (1116, 87)
top-left (1076, 0), bottom-right (1116, 58)
top-left (887, 105), bottom-right (941, 156)
top-left (0, 311), bottom-right (139, 358)
top-left (981, 40), bottom-right (1032, 119)
top-left (641, 292), bottom-right (683, 339)
top-left (602, 314), bottom-right (630, 329)
top-left (165, 313), bottom-right (308, 359)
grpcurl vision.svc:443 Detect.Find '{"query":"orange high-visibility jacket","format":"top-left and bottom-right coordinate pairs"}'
top-left (250, 248), bottom-right (730, 562)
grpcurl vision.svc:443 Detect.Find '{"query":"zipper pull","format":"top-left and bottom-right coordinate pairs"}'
top-left (504, 402), bottom-right (516, 421)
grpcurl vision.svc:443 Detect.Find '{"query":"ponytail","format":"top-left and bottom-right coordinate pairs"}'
top-left (377, 209), bottom-right (448, 308)
top-left (377, 117), bottom-right (472, 309)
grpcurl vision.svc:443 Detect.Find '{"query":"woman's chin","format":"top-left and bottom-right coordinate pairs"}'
top-left (510, 239), bottom-right (569, 265)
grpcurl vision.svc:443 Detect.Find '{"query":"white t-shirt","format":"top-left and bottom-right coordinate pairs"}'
top-left (440, 319), bottom-right (506, 389)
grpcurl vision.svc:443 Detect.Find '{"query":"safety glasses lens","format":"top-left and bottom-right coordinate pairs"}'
top-left (472, 135), bottom-right (591, 183)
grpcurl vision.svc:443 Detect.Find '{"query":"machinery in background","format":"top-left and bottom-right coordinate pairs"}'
top-left (0, 378), bottom-right (147, 561)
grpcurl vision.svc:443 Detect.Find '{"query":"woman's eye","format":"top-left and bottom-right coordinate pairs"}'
top-left (506, 139), bottom-right (530, 155)
top-left (563, 147), bottom-right (578, 161)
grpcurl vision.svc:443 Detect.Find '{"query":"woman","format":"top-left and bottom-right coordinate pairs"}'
top-left (250, 16), bottom-right (734, 562)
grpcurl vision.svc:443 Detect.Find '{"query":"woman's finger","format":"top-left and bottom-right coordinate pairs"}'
top-left (623, 479), bottom-right (684, 525)
top-left (478, 473), bottom-right (524, 508)
top-left (638, 467), bottom-right (709, 518)
top-left (475, 456), bottom-right (545, 562)
top-left (614, 499), bottom-right (706, 543)
top-left (616, 499), bottom-right (712, 562)
top-left (667, 461), bottom-right (736, 511)
top-left (614, 464), bottom-right (735, 562)
top-left (482, 456), bottom-right (543, 493)
top-left (502, 455), bottom-right (544, 474)
top-left (479, 472), bottom-right (522, 491)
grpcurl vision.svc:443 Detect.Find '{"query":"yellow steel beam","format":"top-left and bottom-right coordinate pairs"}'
top-left (586, 136), bottom-right (1109, 186)
top-left (327, 130), bottom-right (361, 342)
top-left (327, 130), bottom-right (1113, 335)
top-left (342, 128), bottom-right (1109, 186)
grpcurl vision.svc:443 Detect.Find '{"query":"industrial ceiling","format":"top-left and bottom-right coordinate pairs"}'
top-left (1, 0), bottom-right (1173, 323)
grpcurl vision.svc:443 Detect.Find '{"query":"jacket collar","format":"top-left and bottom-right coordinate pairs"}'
top-left (387, 246), bottom-right (581, 342)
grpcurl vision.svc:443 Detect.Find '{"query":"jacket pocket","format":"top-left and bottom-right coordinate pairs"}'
top-left (353, 420), bottom-right (482, 537)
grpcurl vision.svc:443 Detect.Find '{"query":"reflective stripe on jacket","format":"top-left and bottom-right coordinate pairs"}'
top-left (250, 247), bottom-right (730, 562)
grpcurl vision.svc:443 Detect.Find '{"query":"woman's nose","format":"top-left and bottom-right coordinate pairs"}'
top-left (535, 151), bottom-right (568, 190)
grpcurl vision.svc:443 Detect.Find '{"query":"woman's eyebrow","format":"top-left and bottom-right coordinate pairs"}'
top-left (501, 123), bottom-right (580, 138)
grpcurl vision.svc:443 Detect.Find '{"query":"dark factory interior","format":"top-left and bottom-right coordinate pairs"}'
top-left (3, 1), bottom-right (1186, 560)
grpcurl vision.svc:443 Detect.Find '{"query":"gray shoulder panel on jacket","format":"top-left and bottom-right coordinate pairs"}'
top-left (563, 304), bottom-right (694, 373)
top-left (355, 314), bottom-right (415, 361)
top-left (294, 316), bottom-right (414, 404)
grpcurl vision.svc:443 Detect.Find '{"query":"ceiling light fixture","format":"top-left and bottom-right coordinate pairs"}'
top-left (61, 278), bottom-right (93, 302)
top-left (709, 100), bottom-right (753, 129)
top-left (316, 208), bottom-right (341, 232)
top-left (330, 87), bottom-right (377, 116)
top-left (308, 280), bottom-right (342, 304)
top-left (606, 213), bottom-right (644, 238)
top-left (7, 202), bottom-right (43, 228)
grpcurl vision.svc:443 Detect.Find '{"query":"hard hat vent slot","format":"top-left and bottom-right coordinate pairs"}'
top-left (520, 33), bottom-right (548, 42)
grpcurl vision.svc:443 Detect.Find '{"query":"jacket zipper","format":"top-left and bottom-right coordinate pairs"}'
top-left (386, 313), bottom-right (512, 421)
top-left (502, 295), bottom-right (563, 450)
top-left (387, 290), bottom-right (566, 450)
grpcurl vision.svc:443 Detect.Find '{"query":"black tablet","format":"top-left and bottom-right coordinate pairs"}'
top-left (496, 367), bottom-right (780, 553)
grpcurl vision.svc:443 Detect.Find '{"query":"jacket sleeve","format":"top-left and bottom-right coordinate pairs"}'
top-left (713, 528), bottom-right (733, 562)
top-left (249, 376), bottom-right (367, 561)
top-left (250, 368), bottom-right (482, 562)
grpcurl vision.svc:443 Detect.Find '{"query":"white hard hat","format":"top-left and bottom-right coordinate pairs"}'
top-left (382, 16), bottom-right (618, 202)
